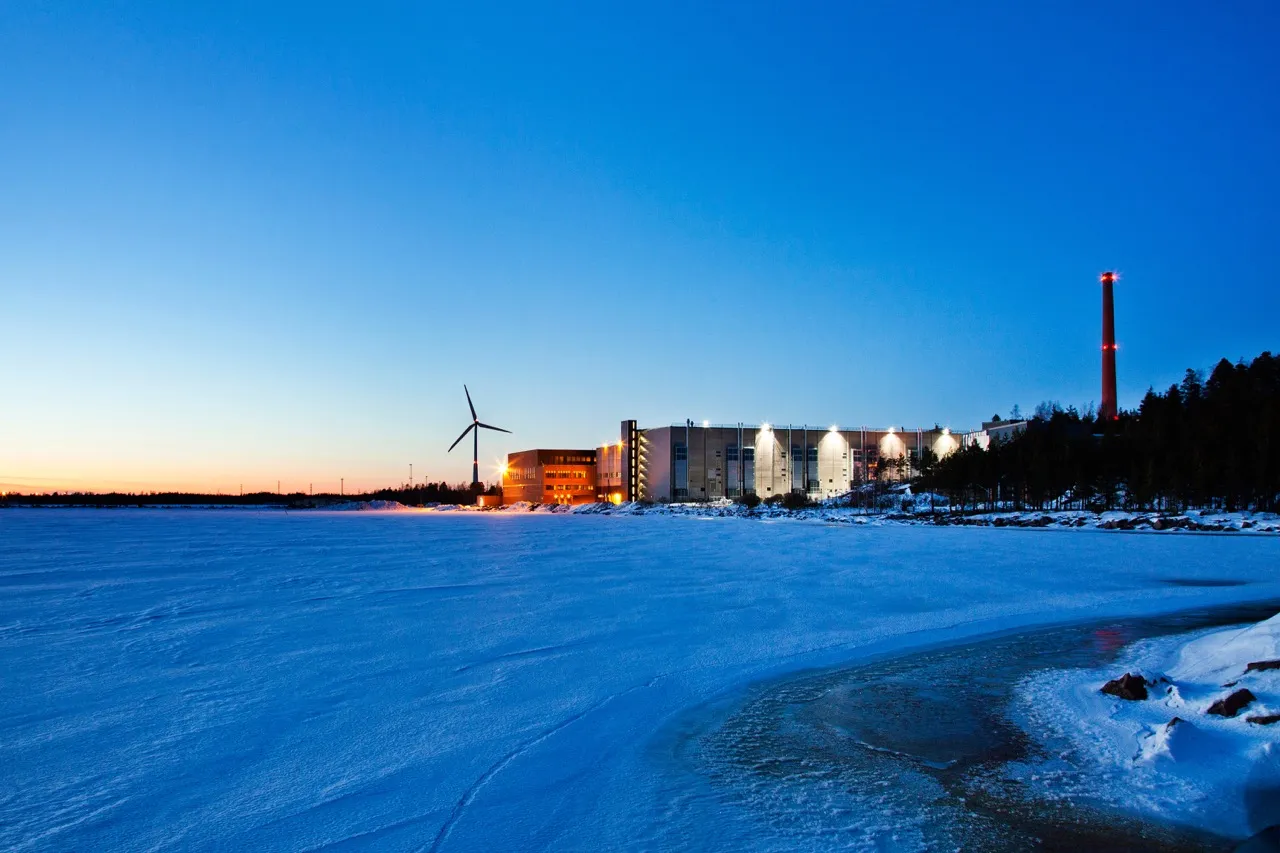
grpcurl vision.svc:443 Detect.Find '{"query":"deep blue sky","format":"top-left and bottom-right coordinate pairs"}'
top-left (3, 2), bottom-right (1278, 491)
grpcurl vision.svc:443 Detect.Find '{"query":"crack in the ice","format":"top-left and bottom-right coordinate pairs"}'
top-left (451, 640), bottom-right (588, 674)
top-left (426, 675), bottom-right (663, 853)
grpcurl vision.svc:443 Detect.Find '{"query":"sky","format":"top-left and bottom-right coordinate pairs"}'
top-left (2, 2), bottom-right (1278, 493)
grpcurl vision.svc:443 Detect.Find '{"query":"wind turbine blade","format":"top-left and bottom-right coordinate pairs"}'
top-left (464, 385), bottom-right (477, 421)
top-left (447, 423), bottom-right (475, 452)
top-left (476, 422), bottom-right (512, 434)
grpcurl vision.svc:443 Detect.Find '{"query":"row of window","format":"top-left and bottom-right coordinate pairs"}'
top-left (551, 455), bottom-right (593, 464)
top-left (682, 444), bottom-right (923, 465)
top-left (672, 441), bottom-right (921, 494)
top-left (545, 470), bottom-right (589, 479)
top-left (546, 484), bottom-right (591, 492)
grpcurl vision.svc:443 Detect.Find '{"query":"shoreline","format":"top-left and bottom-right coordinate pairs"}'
top-left (675, 600), bottom-right (1280, 851)
top-left (7, 501), bottom-right (1277, 535)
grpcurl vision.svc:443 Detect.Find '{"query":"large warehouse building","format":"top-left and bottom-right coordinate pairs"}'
top-left (501, 418), bottom-right (1015, 506)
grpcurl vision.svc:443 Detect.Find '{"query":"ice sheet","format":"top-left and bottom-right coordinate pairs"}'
top-left (2, 509), bottom-right (1278, 851)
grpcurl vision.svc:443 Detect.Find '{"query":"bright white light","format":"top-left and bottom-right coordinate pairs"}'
top-left (942, 428), bottom-right (950, 436)
top-left (761, 423), bottom-right (771, 432)
top-left (702, 420), bottom-right (709, 428)
top-left (829, 425), bottom-right (838, 433)
top-left (887, 426), bottom-right (896, 434)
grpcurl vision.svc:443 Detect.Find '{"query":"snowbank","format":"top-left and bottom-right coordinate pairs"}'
top-left (1012, 613), bottom-right (1280, 839)
top-left (325, 499), bottom-right (411, 511)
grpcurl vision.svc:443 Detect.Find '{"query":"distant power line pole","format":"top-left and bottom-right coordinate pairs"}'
top-left (341, 478), bottom-right (344, 496)
top-left (410, 463), bottom-right (413, 488)
top-left (277, 480), bottom-right (280, 495)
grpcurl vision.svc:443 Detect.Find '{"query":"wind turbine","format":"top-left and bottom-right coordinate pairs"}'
top-left (447, 385), bottom-right (511, 486)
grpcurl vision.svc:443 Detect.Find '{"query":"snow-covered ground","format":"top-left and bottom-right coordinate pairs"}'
top-left (1013, 613), bottom-right (1280, 839)
top-left (2, 508), bottom-right (1279, 851)
top-left (568, 500), bottom-right (1280, 533)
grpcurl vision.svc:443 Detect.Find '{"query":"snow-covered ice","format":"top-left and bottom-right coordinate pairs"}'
top-left (2, 508), bottom-right (1279, 851)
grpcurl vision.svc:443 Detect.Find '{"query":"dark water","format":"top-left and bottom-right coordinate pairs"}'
top-left (690, 601), bottom-right (1280, 852)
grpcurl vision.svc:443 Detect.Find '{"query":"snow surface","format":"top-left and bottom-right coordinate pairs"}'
top-left (1013, 614), bottom-right (1280, 839)
top-left (2, 508), bottom-right (1280, 851)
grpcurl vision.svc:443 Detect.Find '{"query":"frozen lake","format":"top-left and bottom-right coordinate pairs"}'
top-left (3, 509), bottom-right (1279, 851)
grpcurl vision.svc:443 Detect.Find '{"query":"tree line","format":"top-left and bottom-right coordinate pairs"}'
top-left (919, 351), bottom-right (1280, 513)
top-left (0, 481), bottom-right (499, 508)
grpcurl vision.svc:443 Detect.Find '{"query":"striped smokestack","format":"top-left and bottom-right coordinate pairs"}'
top-left (1100, 271), bottom-right (1118, 420)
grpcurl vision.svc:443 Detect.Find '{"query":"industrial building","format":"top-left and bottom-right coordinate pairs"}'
top-left (501, 448), bottom-right (599, 506)
top-left (502, 419), bottom-right (984, 505)
top-left (636, 422), bottom-right (959, 503)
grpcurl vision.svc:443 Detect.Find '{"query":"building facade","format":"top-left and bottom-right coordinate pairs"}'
top-left (635, 423), bottom-right (960, 502)
top-left (502, 448), bottom-right (598, 506)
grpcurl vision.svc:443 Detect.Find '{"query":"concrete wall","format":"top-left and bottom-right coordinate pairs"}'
top-left (639, 427), bottom-right (672, 503)
top-left (595, 442), bottom-right (624, 501)
top-left (817, 430), bottom-right (848, 496)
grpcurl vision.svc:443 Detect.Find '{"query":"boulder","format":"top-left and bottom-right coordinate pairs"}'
top-left (1246, 714), bottom-right (1280, 726)
top-left (1207, 688), bottom-right (1257, 718)
top-left (1101, 672), bottom-right (1149, 701)
top-left (1246, 660), bottom-right (1280, 674)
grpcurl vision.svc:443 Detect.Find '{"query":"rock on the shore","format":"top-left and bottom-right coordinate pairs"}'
top-left (1206, 688), bottom-right (1257, 718)
top-left (1245, 659), bottom-right (1280, 674)
top-left (1101, 672), bottom-right (1149, 700)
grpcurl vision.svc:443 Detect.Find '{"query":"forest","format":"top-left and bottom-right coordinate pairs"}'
top-left (919, 351), bottom-right (1280, 513)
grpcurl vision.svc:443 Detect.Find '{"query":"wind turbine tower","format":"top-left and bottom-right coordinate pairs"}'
top-left (448, 386), bottom-right (512, 486)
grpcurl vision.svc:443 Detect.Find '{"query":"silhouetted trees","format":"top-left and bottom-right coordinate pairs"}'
top-left (0, 480), bottom-right (495, 508)
top-left (921, 351), bottom-right (1280, 513)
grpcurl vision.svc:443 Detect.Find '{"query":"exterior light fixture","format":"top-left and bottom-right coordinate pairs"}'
top-left (942, 428), bottom-right (951, 436)
top-left (702, 420), bottom-right (709, 428)
top-left (829, 425), bottom-right (838, 433)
